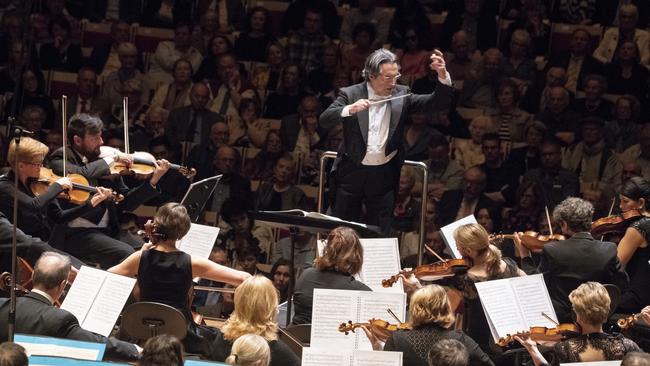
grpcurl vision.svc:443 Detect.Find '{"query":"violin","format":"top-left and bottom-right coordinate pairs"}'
top-left (99, 146), bottom-right (196, 179)
top-left (496, 323), bottom-right (581, 347)
top-left (489, 232), bottom-right (566, 252)
top-left (381, 259), bottom-right (469, 288)
top-left (591, 209), bottom-right (643, 237)
top-left (617, 314), bottom-right (639, 331)
top-left (30, 167), bottom-right (123, 205)
top-left (339, 319), bottom-right (412, 343)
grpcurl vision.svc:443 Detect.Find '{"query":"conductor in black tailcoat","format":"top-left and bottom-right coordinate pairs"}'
top-left (319, 49), bottom-right (454, 231)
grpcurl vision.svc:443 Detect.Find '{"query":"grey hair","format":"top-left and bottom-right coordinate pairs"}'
top-left (361, 48), bottom-right (398, 80)
top-left (427, 339), bottom-right (469, 366)
top-left (33, 252), bottom-right (71, 290)
top-left (552, 197), bottom-right (594, 232)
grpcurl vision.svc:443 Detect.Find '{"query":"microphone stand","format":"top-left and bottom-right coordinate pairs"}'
top-left (7, 125), bottom-right (25, 342)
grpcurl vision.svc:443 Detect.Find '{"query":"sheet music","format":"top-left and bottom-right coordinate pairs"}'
top-left (311, 289), bottom-right (406, 350)
top-left (258, 209), bottom-right (369, 228)
top-left (60, 266), bottom-right (136, 337)
top-left (60, 266), bottom-right (107, 326)
top-left (176, 223), bottom-right (220, 259)
top-left (440, 215), bottom-right (477, 259)
top-left (15, 334), bottom-right (106, 361)
top-left (82, 274), bottom-right (136, 337)
top-left (302, 348), bottom-right (403, 366)
top-left (356, 238), bottom-right (403, 293)
top-left (475, 274), bottom-right (557, 341)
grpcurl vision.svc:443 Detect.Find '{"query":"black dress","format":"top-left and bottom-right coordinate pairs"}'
top-left (547, 333), bottom-right (640, 365)
top-left (137, 249), bottom-right (215, 356)
top-left (618, 217), bottom-right (650, 313)
top-left (292, 267), bottom-right (370, 325)
top-left (210, 328), bottom-right (300, 366)
top-left (384, 324), bottom-right (494, 366)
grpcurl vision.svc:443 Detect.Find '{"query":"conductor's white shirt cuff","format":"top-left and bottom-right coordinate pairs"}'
top-left (438, 71), bottom-right (452, 86)
top-left (341, 105), bottom-right (352, 117)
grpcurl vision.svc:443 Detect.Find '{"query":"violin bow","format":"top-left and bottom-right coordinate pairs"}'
top-left (123, 97), bottom-right (130, 155)
top-left (545, 206), bottom-right (553, 236)
top-left (61, 95), bottom-right (68, 176)
top-left (387, 308), bottom-right (404, 324)
top-left (424, 244), bottom-right (445, 262)
top-left (541, 312), bottom-right (559, 326)
top-left (601, 197), bottom-right (617, 240)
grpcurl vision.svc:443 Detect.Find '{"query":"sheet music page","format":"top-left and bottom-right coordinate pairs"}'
top-left (440, 215), bottom-right (477, 259)
top-left (302, 348), bottom-right (351, 366)
top-left (474, 278), bottom-right (527, 340)
top-left (316, 239), bottom-right (326, 257)
top-left (15, 334), bottom-right (105, 361)
top-left (356, 292), bottom-right (407, 350)
top-left (353, 350), bottom-right (403, 366)
top-left (60, 266), bottom-right (106, 326)
top-left (356, 238), bottom-right (403, 293)
top-left (176, 223), bottom-right (220, 259)
top-left (510, 274), bottom-right (558, 328)
top-left (310, 289), bottom-right (360, 350)
top-left (81, 273), bottom-right (137, 337)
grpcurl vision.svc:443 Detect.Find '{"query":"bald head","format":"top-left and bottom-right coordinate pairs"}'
top-left (33, 252), bottom-right (71, 291)
top-left (190, 83), bottom-right (211, 110)
top-left (215, 145), bottom-right (237, 174)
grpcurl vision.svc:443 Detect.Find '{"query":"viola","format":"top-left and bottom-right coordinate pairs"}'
top-left (99, 146), bottom-right (196, 179)
top-left (30, 167), bottom-right (123, 205)
top-left (381, 259), bottom-right (469, 288)
top-left (489, 232), bottom-right (566, 252)
top-left (591, 209), bottom-right (643, 237)
top-left (496, 323), bottom-right (581, 347)
top-left (339, 319), bottom-right (412, 343)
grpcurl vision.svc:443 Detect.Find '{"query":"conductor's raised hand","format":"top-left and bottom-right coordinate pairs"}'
top-left (348, 98), bottom-right (371, 114)
top-left (429, 49), bottom-right (447, 75)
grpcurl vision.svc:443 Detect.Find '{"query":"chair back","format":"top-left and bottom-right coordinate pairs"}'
top-left (120, 302), bottom-right (188, 342)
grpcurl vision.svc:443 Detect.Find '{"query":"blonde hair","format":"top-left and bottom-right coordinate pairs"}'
top-left (569, 282), bottom-right (611, 326)
top-left (314, 226), bottom-right (363, 275)
top-left (7, 137), bottom-right (48, 169)
top-left (453, 223), bottom-right (502, 277)
top-left (225, 334), bottom-right (271, 366)
top-left (221, 276), bottom-right (279, 342)
top-left (410, 285), bottom-right (455, 328)
top-left (469, 116), bottom-right (496, 132)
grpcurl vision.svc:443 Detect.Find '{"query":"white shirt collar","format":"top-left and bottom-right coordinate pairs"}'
top-left (31, 288), bottom-right (55, 305)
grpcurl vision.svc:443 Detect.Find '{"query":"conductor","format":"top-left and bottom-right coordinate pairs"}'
top-left (319, 48), bottom-right (453, 231)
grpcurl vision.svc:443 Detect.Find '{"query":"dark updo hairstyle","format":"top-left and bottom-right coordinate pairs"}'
top-left (620, 176), bottom-right (650, 210)
top-left (153, 203), bottom-right (192, 241)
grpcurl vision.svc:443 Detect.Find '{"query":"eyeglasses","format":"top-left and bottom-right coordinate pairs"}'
top-left (22, 161), bottom-right (43, 167)
top-left (379, 73), bottom-right (401, 81)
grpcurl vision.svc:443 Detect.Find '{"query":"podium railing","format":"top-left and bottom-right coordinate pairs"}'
top-left (317, 152), bottom-right (429, 265)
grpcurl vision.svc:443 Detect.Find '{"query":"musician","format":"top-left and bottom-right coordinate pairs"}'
top-left (210, 276), bottom-right (300, 366)
top-left (363, 284), bottom-right (494, 366)
top-left (613, 177), bottom-right (650, 313)
top-left (0, 252), bottom-right (140, 361)
top-left (514, 197), bottom-right (629, 323)
top-left (137, 335), bottom-right (184, 366)
top-left (428, 339), bottom-right (469, 366)
top-left (516, 282), bottom-right (641, 365)
top-left (47, 113), bottom-right (169, 269)
top-left (319, 48), bottom-right (453, 231)
top-left (292, 226), bottom-right (370, 325)
top-left (0, 137), bottom-right (114, 242)
top-left (108, 202), bottom-right (251, 356)
top-left (447, 223), bottom-right (525, 357)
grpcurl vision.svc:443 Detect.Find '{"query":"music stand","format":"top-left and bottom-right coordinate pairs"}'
top-left (251, 211), bottom-right (381, 326)
top-left (181, 175), bottom-right (221, 223)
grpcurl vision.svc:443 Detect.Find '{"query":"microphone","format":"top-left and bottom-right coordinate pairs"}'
top-left (13, 126), bottom-right (34, 136)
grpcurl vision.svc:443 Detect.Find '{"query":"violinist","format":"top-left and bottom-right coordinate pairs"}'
top-left (513, 197), bottom-right (629, 323)
top-left (446, 223), bottom-right (525, 359)
top-left (516, 282), bottom-right (641, 366)
top-left (108, 203), bottom-right (251, 357)
top-left (614, 177), bottom-right (650, 313)
top-left (47, 113), bottom-right (170, 269)
top-left (0, 137), bottom-right (114, 242)
top-left (362, 284), bottom-right (493, 366)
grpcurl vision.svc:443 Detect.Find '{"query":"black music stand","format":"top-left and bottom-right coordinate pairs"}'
top-left (251, 210), bottom-right (381, 326)
top-left (180, 175), bottom-right (221, 223)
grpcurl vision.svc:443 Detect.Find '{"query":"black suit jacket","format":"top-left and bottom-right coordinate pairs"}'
top-left (546, 54), bottom-right (604, 91)
top-left (437, 189), bottom-right (499, 227)
top-left (521, 232), bottom-right (629, 323)
top-left (319, 82), bottom-right (453, 166)
top-left (279, 113), bottom-right (327, 152)
top-left (88, 44), bottom-right (144, 75)
top-left (166, 106), bottom-right (224, 152)
top-left (0, 292), bottom-right (139, 361)
top-left (46, 147), bottom-right (160, 236)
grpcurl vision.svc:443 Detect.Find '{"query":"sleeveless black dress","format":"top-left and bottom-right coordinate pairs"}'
top-left (618, 217), bottom-right (650, 313)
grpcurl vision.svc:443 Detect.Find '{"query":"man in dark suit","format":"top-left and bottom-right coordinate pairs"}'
top-left (546, 28), bottom-right (604, 93)
top-left (320, 48), bottom-right (453, 230)
top-left (166, 83), bottom-right (224, 162)
top-left (437, 166), bottom-right (499, 227)
top-left (0, 252), bottom-right (140, 361)
top-left (47, 114), bottom-right (169, 268)
top-left (514, 197), bottom-right (629, 323)
top-left (279, 95), bottom-right (325, 153)
top-left (60, 67), bottom-right (112, 124)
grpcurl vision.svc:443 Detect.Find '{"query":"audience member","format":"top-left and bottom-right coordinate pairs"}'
top-left (417, 134), bottom-right (464, 200)
top-left (101, 42), bottom-right (145, 107)
top-left (443, 31), bottom-right (479, 82)
top-left (287, 8), bottom-right (330, 71)
top-left (339, 0), bottom-right (389, 49)
top-left (209, 146), bottom-right (252, 212)
top-left (263, 63), bottom-right (309, 119)
top-left (440, 0), bottom-right (497, 52)
top-left (486, 78), bottom-right (532, 146)
top-left (521, 66), bottom-right (568, 114)
top-left (149, 58), bottom-right (194, 113)
top-left (453, 116), bottom-right (495, 169)
top-left (594, 4), bottom-right (649, 68)
top-left (604, 95), bottom-right (642, 153)
top-left (437, 166), bottom-right (499, 226)
top-left (459, 48), bottom-right (504, 108)
top-left (39, 17), bottom-right (82, 72)
top-left (0, 342), bottom-right (27, 366)
top-left (279, 95), bottom-right (322, 156)
top-left (243, 131), bottom-right (285, 181)
top-left (620, 124), bottom-right (650, 181)
top-left (254, 153), bottom-right (307, 211)
top-left (547, 28), bottom-right (603, 93)
top-left (131, 107), bottom-right (167, 152)
top-left (194, 35), bottom-right (234, 83)
top-left (605, 40), bottom-right (649, 104)
top-left (269, 258), bottom-right (291, 303)
top-left (502, 29), bottom-right (536, 84)
top-left (5, 66), bottom-right (55, 129)
top-left (148, 22), bottom-right (203, 88)
top-left (251, 42), bottom-right (286, 94)
top-left (234, 7), bottom-right (274, 63)
top-left (235, 98), bottom-right (270, 148)
top-left (573, 74), bottom-right (613, 121)
top-left (342, 23), bottom-right (376, 84)
top-left (534, 86), bottom-right (579, 146)
top-left (88, 21), bottom-right (141, 78)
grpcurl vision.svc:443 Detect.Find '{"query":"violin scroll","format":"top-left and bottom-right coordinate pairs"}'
top-left (617, 314), bottom-right (637, 331)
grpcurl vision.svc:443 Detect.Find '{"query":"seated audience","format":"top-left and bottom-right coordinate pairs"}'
top-left (458, 48), bottom-right (503, 108)
top-left (572, 74), bottom-right (613, 121)
top-left (546, 28), bottom-right (602, 93)
top-left (263, 63), bottom-right (309, 119)
top-left (486, 78), bottom-right (532, 146)
top-left (251, 42), bottom-right (286, 94)
top-left (235, 98), bottom-right (270, 148)
top-left (147, 22), bottom-right (202, 88)
top-left (234, 7), bottom-right (274, 63)
top-left (149, 58), bottom-right (193, 113)
top-left (194, 35), bottom-right (234, 83)
top-left (269, 258), bottom-right (291, 303)
top-left (39, 17), bottom-right (82, 72)
top-left (453, 116), bottom-right (496, 169)
top-left (593, 4), bottom-right (649, 68)
top-left (243, 131), bottom-right (285, 182)
top-left (604, 95), bottom-right (642, 153)
top-left (88, 20), bottom-right (141, 78)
